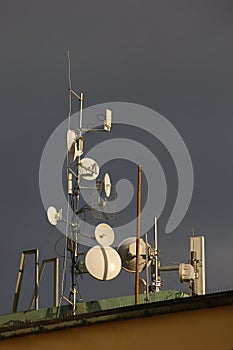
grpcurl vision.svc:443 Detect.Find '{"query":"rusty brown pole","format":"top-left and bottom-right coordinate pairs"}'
top-left (135, 165), bottom-right (142, 305)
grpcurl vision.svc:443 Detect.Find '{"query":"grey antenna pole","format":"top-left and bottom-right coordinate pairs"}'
top-left (152, 217), bottom-right (160, 292)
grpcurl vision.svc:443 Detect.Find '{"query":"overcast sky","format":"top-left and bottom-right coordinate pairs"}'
top-left (1, 1), bottom-right (233, 314)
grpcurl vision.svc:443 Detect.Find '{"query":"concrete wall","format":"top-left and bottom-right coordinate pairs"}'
top-left (1, 304), bottom-right (233, 350)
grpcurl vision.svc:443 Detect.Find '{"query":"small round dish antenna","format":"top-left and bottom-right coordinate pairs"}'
top-left (85, 246), bottom-right (122, 280)
top-left (104, 173), bottom-right (111, 198)
top-left (95, 223), bottom-right (115, 246)
top-left (47, 206), bottom-right (62, 226)
top-left (117, 237), bottom-right (151, 272)
top-left (79, 158), bottom-right (99, 180)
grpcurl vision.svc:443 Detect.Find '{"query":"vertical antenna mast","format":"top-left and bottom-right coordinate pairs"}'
top-left (151, 217), bottom-right (161, 292)
top-left (62, 50), bottom-right (85, 315)
top-left (47, 52), bottom-right (113, 315)
top-left (154, 217), bottom-right (160, 292)
top-left (135, 165), bottom-right (142, 305)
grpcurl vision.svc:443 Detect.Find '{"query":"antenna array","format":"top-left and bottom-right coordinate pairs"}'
top-left (45, 53), bottom-right (206, 315)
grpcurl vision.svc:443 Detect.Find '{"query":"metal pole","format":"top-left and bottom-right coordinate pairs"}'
top-left (35, 249), bottom-right (39, 310)
top-left (135, 165), bottom-right (142, 305)
top-left (190, 250), bottom-right (196, 296)
top-left (71, 90), bottom-right (83, 314)
top-left (154, 217), bottom-right (160, 292)
top-left (79, 92), bottom-right (83, 137)
top-left (54, 257), bottom-right (59, 307)
top-left (12, 253), bottom-right (26, 312)
top-left (29, 258), bottom-right (59, 310)
top-left (145, 233), bottom-right (150, 302)
top-left (159, 265), bottom-right (179, 271)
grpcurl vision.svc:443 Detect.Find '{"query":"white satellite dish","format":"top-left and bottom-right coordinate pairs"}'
top-left (67, 130), bottom-right (83, 162)
top-left (70, 143), bottom-right (79, 162)
top-left (95, 223), bottom-right (115, 246)
top-left (104, 173), bottom-right (111, 198)
top-left (117, 237), bottom-right (151, 273)
top-left (47, 206), bottom-right (62, 226)
top-left (67, 129), bottom-right (76, 152)
top-left (85, 245), bottom-right (121, 280)
top-left (79, 157), bottom-right (99, 180)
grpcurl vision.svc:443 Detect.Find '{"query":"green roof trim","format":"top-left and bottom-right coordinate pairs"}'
top-left (0, 290), bottom-right (188, 328)
top-left (1, 290), bottom-right (233, 341)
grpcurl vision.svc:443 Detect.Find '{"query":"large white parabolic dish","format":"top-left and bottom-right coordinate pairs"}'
top-left (117, 237), bottom-right (151, 272)
top-left (85, 246), bottom-right (121, 280)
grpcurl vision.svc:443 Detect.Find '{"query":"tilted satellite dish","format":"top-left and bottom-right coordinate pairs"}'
top-left (79, 157), bottom-right (99, 180)
top-left (95, 223), bottom-right (115, 246)
top-left (47, 206), bottom-right (62, 226)
top-left (104, 173), bottom-right (111, 198)
top-left (67, 130), bottom-right (84, 162)
top-left (117, 237), bottom-right (151, 273)
top-left (85, 245), bottom-right (121, 280)
top-left (67, 129), bottom-right (76, 152)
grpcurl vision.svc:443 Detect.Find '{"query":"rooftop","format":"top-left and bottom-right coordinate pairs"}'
top-left (1, 290), bottom-right (233, 340)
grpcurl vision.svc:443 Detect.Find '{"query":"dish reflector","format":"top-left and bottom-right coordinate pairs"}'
top-left (117, 237), bottom-right (151, 272)
top-left (95, 223), bottom-right (115, 246)
top-left (79, 158), bottom-right (99, 180)
top-left (67, 129), bottom-right (76, 152)
top-left (104, 173), bottom-right (111, 198)
top-left (85, 246), bottom-right (121, 280)
top-left (47, 206), bottom-right (62, 226)
top-left (67, 130), bottom-right (83, 162)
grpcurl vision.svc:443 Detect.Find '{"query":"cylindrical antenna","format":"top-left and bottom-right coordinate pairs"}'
top-left (135, 165), bottom-right (142, 305)
top-left (68, 173), bottom-right (73, 195)
top-left (77, 137), bottom-right (84, 156)
top-left (79, 92), bottom-right (84, 137)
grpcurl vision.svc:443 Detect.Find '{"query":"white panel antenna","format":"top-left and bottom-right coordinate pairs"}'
top-left (85, 246), bottom-right (121, 280)
top-left (104, 109), bottom-right (112, 132)
top-left (190, 236), bottom-right (205, 295)
top-left (95, 223), bottom-right (115, 246)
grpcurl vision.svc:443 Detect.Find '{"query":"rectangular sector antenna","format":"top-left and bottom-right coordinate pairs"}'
top-left (190, 236), bottom-right (205, 295)
top-left (104, 109), bottom-right (112, 131)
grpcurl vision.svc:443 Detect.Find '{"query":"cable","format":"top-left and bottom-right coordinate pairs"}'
top-left (54, 235), bottom-right (72, 259)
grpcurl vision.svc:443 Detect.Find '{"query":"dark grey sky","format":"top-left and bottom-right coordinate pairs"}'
top-left (1, 1), bottom-right (233, 314)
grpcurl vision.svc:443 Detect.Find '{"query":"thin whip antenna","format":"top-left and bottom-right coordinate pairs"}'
top-left (135, 165), bottom-right (142, 305)
top-left (58, 50), bottom-right (72, 316)
top-left (68, 50), bottom-right (72, 129)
